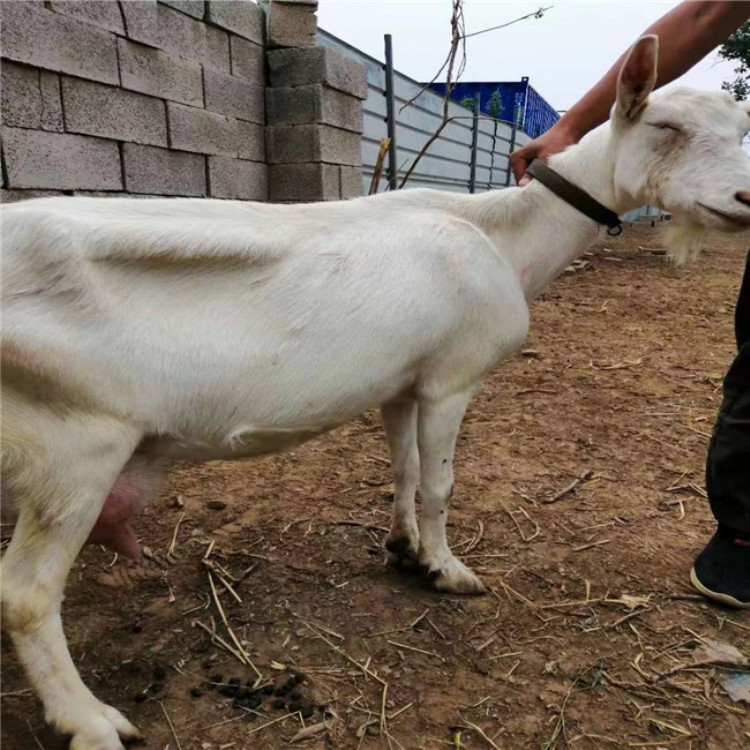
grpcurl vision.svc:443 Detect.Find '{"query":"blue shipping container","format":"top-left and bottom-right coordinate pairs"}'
top-left (430, 77), bottom-right (560, 139)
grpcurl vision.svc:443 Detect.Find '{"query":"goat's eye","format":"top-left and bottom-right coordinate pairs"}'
top-left (649, 122), bottom-right (681, 132)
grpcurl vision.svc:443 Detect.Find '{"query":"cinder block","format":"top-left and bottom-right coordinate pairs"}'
top-left (168, 103), bottom-right (264, 159)
top-left (2, 128), bottom-right (122, 190)
top-left (2, 2), bottom-right (119, 85)
top-left (266, 124), bottom-right (360, 165)
top-left (206, 26), bottom-right (231, 72)
top-left (339, 165), bottom-right (362, 199)
top-left (149, 3), bottom-right (195, 55)
top-left (268, 47), bottom-right (366, 99)
top-left (1, 189), bottom-right (64, 204)
top-left (204, 69), bottom-right (264, 123)
top-left (62, 78), bottom-right (168, 147)
top-left (318, 88), bottom-right (363, 133)
top-left (206, 0), bottom-right (264, 44)
top-left (118, 38), bottom-right (203, 107)
top-left (121, 2), bottom-right (229, 71)
top-left (119, 0), bottom-right (161, 47)
top-left (269, 163), bottom-right (339, 202)
top-left (122, 2), bottom-right (197, 56)
top-left (123, 143), bottom-right (206, 195)
top-left (237, 121), bottom-right (265, 161)
top-left (209, 156), bottom-right (267, 200)
top-left (230, 35), bottom-right (264, 80)
top-left (48, 0), bottom-right (125, 34)
top-left (1, 62), bottom-right (63, 132)
top-left (266, 85), bottom-right (362, 132)
top-left (267, 0), bottom-right (317, 48)
top-left (160, 0), bottom-right (206, 19)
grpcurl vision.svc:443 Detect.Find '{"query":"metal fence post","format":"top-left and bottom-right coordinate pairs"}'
top-left (384, 34), bottom-right (398, 191)
top-left (469, 92), bottom-right (480, 194)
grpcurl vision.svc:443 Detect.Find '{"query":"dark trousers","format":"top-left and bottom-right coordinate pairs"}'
top-left (707, 250), bottom-right (750, 533)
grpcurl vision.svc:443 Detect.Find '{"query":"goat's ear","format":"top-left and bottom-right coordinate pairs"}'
top-left (616, 35), bottom-right (659, 122)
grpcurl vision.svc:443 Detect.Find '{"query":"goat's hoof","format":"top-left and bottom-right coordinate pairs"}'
top-left (99, 703), bottom-right (142, 743)
top-left (385, 534), bottom-right (419, 568)
top-left (420, 555), bottom-right (486, 595)
top-left (68, 715), bottom-right (126, 750)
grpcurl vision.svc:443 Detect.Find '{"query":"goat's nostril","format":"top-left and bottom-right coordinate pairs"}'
top-left (735, 190), bottom-right (750, 207)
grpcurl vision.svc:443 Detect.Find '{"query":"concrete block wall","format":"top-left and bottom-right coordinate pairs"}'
top-left (1, 0), bottom-right (268, 203)
top-left (264, 3), bottom-right (366, 202)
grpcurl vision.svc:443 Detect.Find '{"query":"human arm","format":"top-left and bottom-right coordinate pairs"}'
top-left (510, 1), bottom-right (750, 185)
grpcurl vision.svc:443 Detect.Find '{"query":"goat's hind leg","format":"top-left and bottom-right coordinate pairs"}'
top-left (1, 415), bottom-right (142, 750)
top-left (381, 399), bottom-right (420, 566)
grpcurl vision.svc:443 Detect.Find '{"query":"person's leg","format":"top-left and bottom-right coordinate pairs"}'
top-left (691, 251), bottom-right (750, 608)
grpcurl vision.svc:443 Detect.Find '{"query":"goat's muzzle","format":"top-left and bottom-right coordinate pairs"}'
top-left (696, 202), bottom-right (750, 230)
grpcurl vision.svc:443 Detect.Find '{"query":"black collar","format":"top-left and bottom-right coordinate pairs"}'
top-left (526, 160), bottom-right (623, 236)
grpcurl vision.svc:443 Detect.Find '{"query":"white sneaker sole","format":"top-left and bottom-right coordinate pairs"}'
top-left (690, 566), bottom-right (750, 609)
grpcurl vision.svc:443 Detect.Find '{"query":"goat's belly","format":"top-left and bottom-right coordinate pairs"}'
top-left (140, 424), bottom-right (337, 461)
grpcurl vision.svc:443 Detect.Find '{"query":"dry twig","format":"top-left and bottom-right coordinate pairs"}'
top-left (206, 570), bottom-right (262, 682)
top-left (158, 701), bottom-right (182, 750)
top-left (544, 470), bottom-right (594, 504)
top-left (167, 511), bottom-right (185, 559)
top-left (457, 719), bottom-right (502, 749)
top-left (503, 503), bottom-right (540, 542)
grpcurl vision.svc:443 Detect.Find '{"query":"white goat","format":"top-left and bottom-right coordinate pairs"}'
top-left (2, 36), bottom-right (750, 750)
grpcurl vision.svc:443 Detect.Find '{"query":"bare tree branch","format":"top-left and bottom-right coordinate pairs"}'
top-left (462, 6), bottom-right (552, 39)
top-left (397, 3), bottom-right (551, 189)
top-left (400, 0), bottom-right (466, 115)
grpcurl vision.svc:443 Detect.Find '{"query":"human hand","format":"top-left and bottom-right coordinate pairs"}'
top-left (510, 120), bottom-right (582, 186)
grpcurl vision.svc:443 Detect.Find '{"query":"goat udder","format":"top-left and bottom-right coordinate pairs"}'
top-left (86, 478), bottom-right (142, 559)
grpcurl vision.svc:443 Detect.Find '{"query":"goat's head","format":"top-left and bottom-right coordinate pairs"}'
top-left (610, 35), bottom-right (750, 251)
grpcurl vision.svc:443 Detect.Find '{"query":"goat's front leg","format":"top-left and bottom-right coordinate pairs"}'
top-left (381, 399), bottom-right (420, 565)
top-left (1, 416), bottom-right (142, 750)
top-left (417, 391), bottom-right (485, 594)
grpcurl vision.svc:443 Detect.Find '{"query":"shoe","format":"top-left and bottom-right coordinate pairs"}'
top-left (691, 527), bottom-right (750, 608)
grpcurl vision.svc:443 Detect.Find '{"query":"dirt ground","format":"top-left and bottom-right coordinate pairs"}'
top-left (2, 225), bottom-right (750, 750)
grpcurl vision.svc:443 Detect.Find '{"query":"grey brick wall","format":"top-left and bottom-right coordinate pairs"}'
top-left (1, 0), bottom-right (268, 201)
top-left (3, 2), bottom-right (120, 85)
top-left (3, 129), bottom-right (122, 190)
top-left (1, 63), bottom-right (64, 132)
top-left (266, 30), bottom-right (366, 202)
top-left (62, 78), bottom-right (168, 146)
top-left (266, 84), bottom-right (362, 132)
top-left (230, 34), bottom-right (264, 78)
top-left (268, 47), bottom-right (367, 98)
top-left (1, 0), bottom-right (366, 205)
top-left (209, 156), bottom-right (267, 200)
top-left (123, 143), bottom-right (206, 195)
top-left (206, 0), bottom-right (264, 44)
top-left (117, 37), bottom-right (204, 106)
top-left (204, 68), bottom-right (265, 123)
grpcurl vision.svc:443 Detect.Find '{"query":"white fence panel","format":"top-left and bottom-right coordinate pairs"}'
top-left (318, 29), bottom-right (657, 219)
top-left (318, 29), bottom-right (528, 195)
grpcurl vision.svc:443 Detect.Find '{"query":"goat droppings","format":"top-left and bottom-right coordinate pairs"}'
top-left (663, 220), bottom-right (707, 267)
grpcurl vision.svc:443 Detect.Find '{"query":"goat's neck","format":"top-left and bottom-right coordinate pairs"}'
top-left (478, 125), bottom-right (637, 302)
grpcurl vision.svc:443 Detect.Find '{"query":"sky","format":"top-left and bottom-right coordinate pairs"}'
top-left (316, 0), bottom-right (740, 113)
